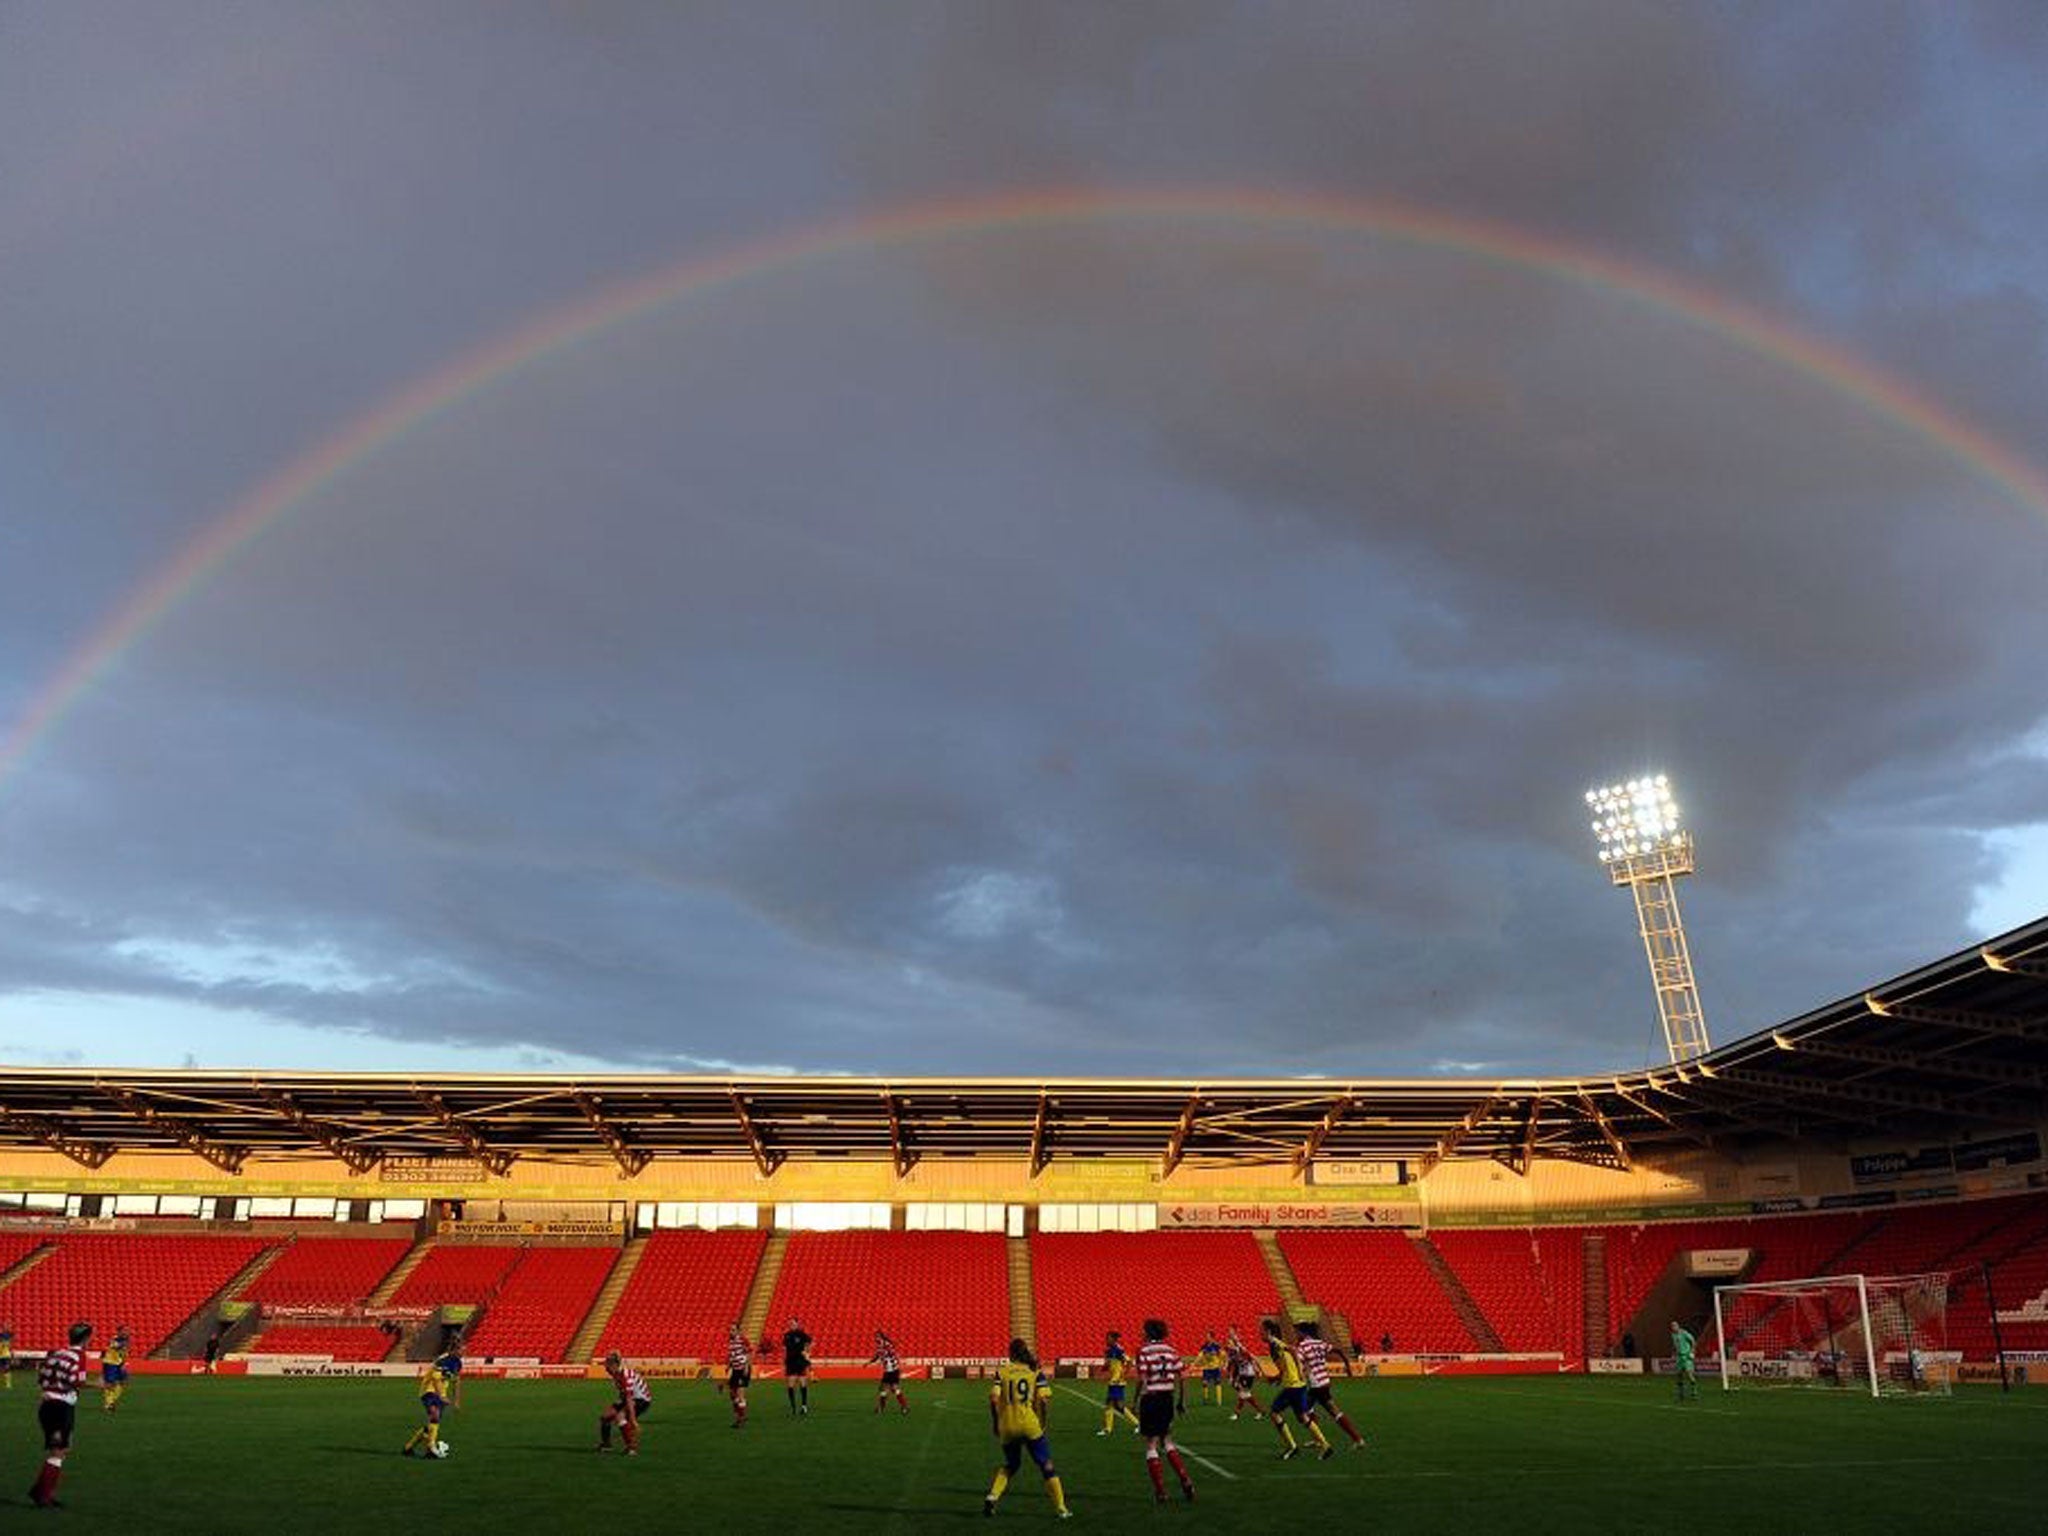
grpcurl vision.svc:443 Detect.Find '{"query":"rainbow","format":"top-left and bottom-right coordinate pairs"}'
top-left (6, 186), bottom-right (2047, 796)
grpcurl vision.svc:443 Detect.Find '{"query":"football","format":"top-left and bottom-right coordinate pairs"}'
top-left (432, 1442), bottom-right (452, 1459)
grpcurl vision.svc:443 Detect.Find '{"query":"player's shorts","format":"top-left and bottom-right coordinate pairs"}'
top-left (785, 1359), bottom-right (811, 1378)
top-left (1235, 1367), bottom-right (1257, 1387)
top-left (613, 1396), bottom-right (652, 1418)
top-left (1675, 1360), bottom-right (1696, 1376)
top-left (1001, 1434), bottom-right (1054, 1474)
top-left (420, 1393), bottom-right (445, 1422)
top-left (39, 1400), bottom-right (76, 1449)
top-left (1138, 1391), bottom-right (1177, 1438)
top-left (102, 1364), bottom-right (128, 1385)
top-left (1306, 1384), bottom-right (1336, 1411)
top-left (1271, 1385), bottom-right (1310, 1419)
top-left (880, 1369), bottom-right (901, 1386)
top-left (1201, 1368), bottom-right (1221, 1385)
top-left (727, 1368), bottom-right (751, 1391)
top-left (1104, 1384), bottom-right (1126, 1404)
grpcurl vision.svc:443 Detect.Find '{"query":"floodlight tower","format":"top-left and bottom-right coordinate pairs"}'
top-left (1585, 774), bottom-right (1711, 1063)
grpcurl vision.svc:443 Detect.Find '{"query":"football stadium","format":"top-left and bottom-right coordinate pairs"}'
top-left (4, 910), bottom-right (2046, 1530)
top-left (12, 8), bottom-right (2048, 1536)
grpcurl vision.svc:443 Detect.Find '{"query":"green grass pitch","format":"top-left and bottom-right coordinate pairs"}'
top-left (12, 1375), bottom-right (2046, 1533)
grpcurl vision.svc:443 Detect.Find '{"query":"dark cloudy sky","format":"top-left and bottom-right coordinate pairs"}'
top-left (3, 2), bottom-right (2046, 1079)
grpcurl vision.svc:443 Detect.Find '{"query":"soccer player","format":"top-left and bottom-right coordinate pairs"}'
top-left (100, 1324), bottom-right (131, 1413)
top-left (1135, 1319), bottom-right (1194, 1504)
top-left (1262, 1319), bottom-right (1330, 1460)
top-left (1196, 1332), bottom-right (1224, 1406)
top-left (1096, 1330), bottom-right (1139, 1435)
top-left (1670, 1320), bottom-right (1698, 1403)
top-left (872, 1330), bottom-right (909, 1415)
top-left (597, 1352), bottom-right (651, 1454)
top-left (402, 1347), bottom-right (462, 1458)
top-left (1225, 1327), bottom-right (1261, 1420)
top-left (725, 1322), bottom-right (753, 1429)
top-left (782, 1317), bottom-right (813, 1417)
top-left (984, 1339), bottom-right (1070, 1520)
top-left (1, 1322), bottom-right (13, 1392)
top-left (1294, 1320), bottom-right (1365, 1450)
top-left (27, 1321), bottom-right (90, 1509)
top-left (202, 1328), bottom-right (222, 1375)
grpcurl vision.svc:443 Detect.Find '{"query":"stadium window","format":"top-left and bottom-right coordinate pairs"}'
top-left (23, 1192), bottom-right (65, 1212)
top-left (905, 1203), bottom-right (928, 1231)
top-left (1007, 1204), bottom-right (1025, 1238)
top-left (157, 1195), bottom-right (201, 1217)
top-left (250, 1197), bottom-right (293, 1218)
top-left (291, 1197), bottom-right (336, 1219)
top-left (634, 1203), bottom-right (656, 1232)
top-left (380, 1199), bottom-right (425, 1221)
top-left (778, 1201), bottom-right (890, 1231)
top-left (0, 1193), bottom-right (24, 1209)
top-left (112, 1194), bottom-right (158, 1216)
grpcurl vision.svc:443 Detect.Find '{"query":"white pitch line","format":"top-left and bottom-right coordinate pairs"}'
top-left (1051, 1383), bottom-right (1239, 1480)
top-left (1266, 1452), bottom-right (2042, 1483)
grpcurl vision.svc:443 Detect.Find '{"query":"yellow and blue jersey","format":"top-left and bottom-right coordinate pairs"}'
top-left (1197, 1342), bottom-right (1223, 1374)
top-left (991, 1362), bottom-right (1049, 1442)
top-left (1104, 1345), bottom-right (1128, 1385)
top-left (418, 1356), bottom-right (459, 1407)
top-left (1270, 1340), bottom-right (1305, 1390)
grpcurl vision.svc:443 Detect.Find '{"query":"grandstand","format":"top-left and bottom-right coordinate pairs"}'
top-left (0, 914), bottom-right (2042, 1387)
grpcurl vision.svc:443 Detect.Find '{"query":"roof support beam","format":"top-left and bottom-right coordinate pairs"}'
top-left (257, 1090), bottom-right (382, 1174)
top-left (1029, 1093), bottom-right (1051, 1177)
top-left (1419, 1094), bottom-right (1500, 1176)
top-left (1866, 995), bottom-right (2046, 1041)
top-left (882, 1092), bottom-right (916, 1179)
top-left (1981, 951), bottom-right (2048, 981)
top-left (0, 1105), bottom-right (114, 1169)
top-left (1291, 1094), bottom-right (1353, 1179)
top-left (1714, 1066), bottom-right (2037, 1126)
top-left (414, 1092), bottom-right (515, 1176)
top-left (572, 1091), bottom-right (651, 1178)
top-left (1163, 1093), bottom-right (1202, 1178)
top-left (101, 1086), bottom-right (247, 1174)
top-left (1504, 1096), bottom-right (1544, 1176)
top-left (728, 1089), bottom-right (781, 1177)
top-left (1609, 1083), bottom-right (1716, 1150)
top-left (1578, 1091), bottom-right (1634, 1170)
top-left (1776, 1035), bottom-right (2044, 1090)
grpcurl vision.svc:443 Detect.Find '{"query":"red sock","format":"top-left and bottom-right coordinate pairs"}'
top-left (895, 1390), bottom-right (907, 1411)
top-left (33, 1459), bottom-right (63, 1502)
top-left (1338, 1412), bottom-right (1363, 1444)
top-left (736, 1402), bottom-right (747, 1424)
top-left (1146, 1456), bottom-right (1165, 1496)
top-left (1166, 1448), bottom-right (1189, 1484)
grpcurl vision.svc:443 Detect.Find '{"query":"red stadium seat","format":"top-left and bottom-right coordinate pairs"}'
top-left (598, 1230), bottom-right (767, 1361)
top-left (0, 1234), bottom-right (273, 1357)
top-left (1030, 1231), bottom-right (1279, 1365)
top-left (243, 1236), bottom-right (414, 1308)
top-left (765, 1231), bottom-right (1009, 1361)
top-left (463, 1247), bottom-right (618, 1362)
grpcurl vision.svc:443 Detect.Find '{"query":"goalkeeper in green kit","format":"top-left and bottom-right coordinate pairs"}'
top-left (1670, 1321), bottom-right (1698, 1402)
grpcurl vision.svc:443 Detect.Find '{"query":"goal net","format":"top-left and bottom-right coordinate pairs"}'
top-left (1712, 1273), bottom-right (1954, 1398)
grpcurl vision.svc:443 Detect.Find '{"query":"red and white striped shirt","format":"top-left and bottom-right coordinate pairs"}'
top-left (727, 1333), bottom-right (752, 1371)
top-left (1136, 1340), bottom-right (1180, 1393)
top-left (612, 1364), bottom-right (650, 1403)
top-left (1295, 1336), bottom-right (1332, 1388)
top-left (39, 1347), bottom-right (85, 1404)
top-left (874, 1339), bottom-right (899, 1372)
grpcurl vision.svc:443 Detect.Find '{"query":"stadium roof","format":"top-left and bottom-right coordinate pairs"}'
top-left (2, 916), bottom-right (2043, 1179)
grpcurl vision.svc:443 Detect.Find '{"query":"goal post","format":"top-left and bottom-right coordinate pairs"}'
top-left (1711, 1272), bottom-right (1953, 1398)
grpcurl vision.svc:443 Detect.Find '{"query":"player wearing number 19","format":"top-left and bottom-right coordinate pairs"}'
top-left (984, 1339), bottom-right (1071, 1521)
